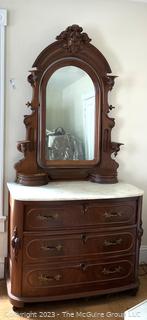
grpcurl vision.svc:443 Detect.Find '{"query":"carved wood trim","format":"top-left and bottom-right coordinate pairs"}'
top-left (56, 24), bottom-right (91, 53)
top-left (11, 227), bottom-right (21, 261)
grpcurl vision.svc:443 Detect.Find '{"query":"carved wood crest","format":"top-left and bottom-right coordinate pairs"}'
top-left (56, 24), bottom-right (91, 53)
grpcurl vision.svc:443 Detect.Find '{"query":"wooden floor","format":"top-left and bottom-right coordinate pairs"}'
top-left (0, 265), bottom-right (147, 320)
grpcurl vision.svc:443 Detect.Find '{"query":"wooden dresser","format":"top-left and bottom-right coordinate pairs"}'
top-left (7, 181), bottom-right (143, 308)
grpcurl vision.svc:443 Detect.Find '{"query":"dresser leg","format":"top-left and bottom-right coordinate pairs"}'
top-left (11, 301), bottom-right (24, 309)
top-left (129, 287), bottom-right (139, 296)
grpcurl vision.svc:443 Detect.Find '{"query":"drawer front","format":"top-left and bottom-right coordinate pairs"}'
top-left (22, 258), bottom-right (135, 297)
top-left (24, 200), bottom-right (136, 231)
top-left (85, 201), bottom-right (136, 226)
top-left (24, 205), bottom-right (83, 230)
top-left (23, 229), bottom-right (136, 263)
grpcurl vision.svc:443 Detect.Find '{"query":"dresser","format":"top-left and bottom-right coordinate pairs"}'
top-left (7, 25), bottom-right (144, 308)
top-left (7, 181), bottom-right (143, 308)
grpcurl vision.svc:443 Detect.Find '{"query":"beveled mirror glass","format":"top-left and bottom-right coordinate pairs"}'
top-left (46, 66), bottom-right (95, 161)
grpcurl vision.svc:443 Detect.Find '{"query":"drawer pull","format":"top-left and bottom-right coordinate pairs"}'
top-left (80, 263), bottom-right (87, 272)
top-left (84, 206), bottom-right (88, 214)
top-left (104, 211), bottom-right (122, 218)
top-left (104, 238), bottom-right (122, 247)
top-left (102, 266), bottom-right (122, 275)
top-left (41, 244), bottom-right (63, 252)
top-left (39, 273), bottom-right (62, 282)
top-left (81, 233), bottom-right (87, 243)
top-left (38, 213), bottom-right (59, 221)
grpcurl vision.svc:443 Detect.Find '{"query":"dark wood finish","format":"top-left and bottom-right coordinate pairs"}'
top-left (22, 257), bottom-right (135, 297)
top-left (8, 25), bottom-right (142, 309)
top-left (24, 199), bottom-right (137, 230)
top-left (14, 25), bottom-right (123, 186)
top-left (7, 194), bottom-right (143, 308)
top-left (23, 228), bottom-right (136, 263)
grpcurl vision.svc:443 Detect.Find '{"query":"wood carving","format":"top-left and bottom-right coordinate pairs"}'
top-left (137, 220), bottom-right (143, 247)
top-left (56, 24), bottom-right (91, 53)
top-left (15, 25), bottom-right (123, 186)
top-left (11, 227), bottom-right (21, 261)
top-left (111, 142), bottom-right (124, 157)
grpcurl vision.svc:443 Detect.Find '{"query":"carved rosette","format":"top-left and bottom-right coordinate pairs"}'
top-left (56, 24), bottom-right (91, 53)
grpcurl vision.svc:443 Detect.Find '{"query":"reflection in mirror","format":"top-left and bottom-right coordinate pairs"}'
top-left (46, 66), bottom-right (95, 161)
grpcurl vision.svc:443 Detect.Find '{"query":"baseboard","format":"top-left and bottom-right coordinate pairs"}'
top-left (139, 245), bottom-right (147, 264)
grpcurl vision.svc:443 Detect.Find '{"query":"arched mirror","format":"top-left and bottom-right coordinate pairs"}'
top-left (15, 25), bottom-right (122, 186)
top-left (39, 58), bottom-right (101, 168)
top-left (45, 66), bottom-right (95, 161)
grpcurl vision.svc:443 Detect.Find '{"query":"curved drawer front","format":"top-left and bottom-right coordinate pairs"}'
top-left (23, 229), bottom-right (136, 263)
top-left (22, 258), bottom-right (135, 297)
top-left (24, 205), bottom-right (83, 230)
top-left (85, 201), bottom-right (136, 226)
top-left (24, 200), bottom-right (136, 231)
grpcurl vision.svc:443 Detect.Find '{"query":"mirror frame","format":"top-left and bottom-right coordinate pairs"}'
top-left (15, 25), bottom-right (122, 186)
top-left (39, 59), bottom-right (100, 167)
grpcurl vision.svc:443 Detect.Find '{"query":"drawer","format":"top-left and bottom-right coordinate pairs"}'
top-left (85, 201), bottom-right (136, 226)
top-left (22, 257), bottom-right (135, 297)
top-left (24, 199), bottom-right (136, 231)
top-left (23, 229), bottom-right (136, 263)
top-left (24, 204), bottom-right (83, 230)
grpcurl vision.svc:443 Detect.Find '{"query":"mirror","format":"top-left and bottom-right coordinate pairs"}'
top-left (15, 24), bottom-right (121, 186)
top-left (46, 66), bottom-right (95, 161)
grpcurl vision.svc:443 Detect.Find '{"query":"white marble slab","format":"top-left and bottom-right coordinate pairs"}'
top-left (124, 300), bottom-right (147, 320)
top-left (7, 181), bottom-right (143, 201)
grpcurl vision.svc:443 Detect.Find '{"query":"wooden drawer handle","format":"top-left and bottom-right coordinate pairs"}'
top-left (104, 238), bottom-right (122, 247)
top-left (38, 213), bottom-right (59, 221)
top-left (41, 244), bottom-right (63, 252)
top-left (104, 211), bottom-right (122, 218)
top-left (102, 266), bottom-right (122, 275)
top-left (39, 274), bottom-right (62, 282)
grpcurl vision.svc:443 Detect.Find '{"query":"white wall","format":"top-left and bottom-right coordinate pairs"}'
top-left (0, 0), bottom-right (147, 245)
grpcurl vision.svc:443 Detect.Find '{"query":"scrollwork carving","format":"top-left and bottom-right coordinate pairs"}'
top-left (137, 220), bottom-right (143, 247)
top-left (27, 68), bottom-right (39, 87)
top-left (111, 142), bottom-right (123, 157)
top-left (103, 75), bottom-right (118, 91)
top-left (17, 140), bottom-right (31, 154)
top-left (56, 24), bottom-right (91, 53)
top-left (108, 105), bottom-right (115, 113)
top-left (11, 227), bottom-right (21, 261)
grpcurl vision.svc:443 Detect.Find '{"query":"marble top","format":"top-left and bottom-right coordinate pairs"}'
top-left (7, 181), bottom-right (144, 201)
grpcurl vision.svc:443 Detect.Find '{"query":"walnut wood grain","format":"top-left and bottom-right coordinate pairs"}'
top-left (7, 194), bottom-right (143, 307)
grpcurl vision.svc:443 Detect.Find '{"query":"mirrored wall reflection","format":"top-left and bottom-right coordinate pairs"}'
top-left (46, 66), bottom-right (95, 160)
